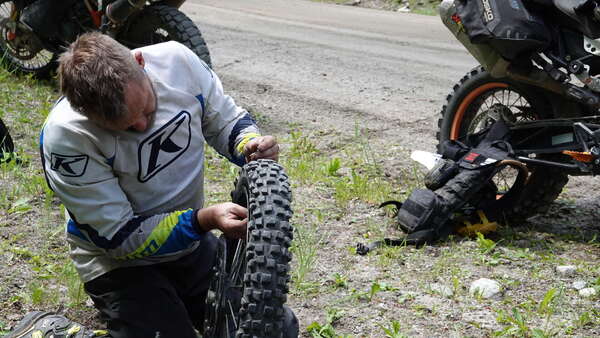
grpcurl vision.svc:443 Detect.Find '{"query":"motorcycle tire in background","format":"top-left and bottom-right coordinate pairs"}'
top-left (118, 4), bottom-right (212, 67)
top-left (0, 0), bottom-right (58, 78)
top-left (436, 66), bottom-right (568, 223)
top-left (0, 116), bottom-right (14, 161)
top-left (204, 160), bottom-right (294, 337)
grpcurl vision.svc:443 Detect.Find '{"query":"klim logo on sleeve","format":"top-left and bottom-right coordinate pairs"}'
top-left (50, 153), bottom-right (89, 177)
top-left (138, 111), bottom-right (191, 182)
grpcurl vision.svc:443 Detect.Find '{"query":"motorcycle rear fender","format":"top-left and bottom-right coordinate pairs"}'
top-left (439, 0), bottom-right (509, 78)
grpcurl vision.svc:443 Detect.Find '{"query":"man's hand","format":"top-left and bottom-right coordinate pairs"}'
top-left (243, 135), bottom-right (279, 162)
top-left (196, 202), bottom-right (248, 239)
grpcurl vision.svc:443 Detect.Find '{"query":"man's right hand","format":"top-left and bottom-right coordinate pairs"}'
top-left (196, 202), bottom-right (248, 239)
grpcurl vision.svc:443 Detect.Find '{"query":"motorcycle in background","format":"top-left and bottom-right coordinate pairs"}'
top-left (0, 0), bottom-right (211, 77)
top-left (436, 0), bottom-right (600, 222)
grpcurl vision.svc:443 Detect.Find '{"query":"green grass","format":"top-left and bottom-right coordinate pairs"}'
top-left (0, 67), bottom-right (86, 320)
top-left (306, 308), bottom-right (349, 338)
top-left (313, 0), bottom-right (441, 16)
top-left (1, 54), bottom-right (599, 337)
top-left (290, 217), bottom-right (323, 291)
top-left (407, 0), bottom-right (440, 16)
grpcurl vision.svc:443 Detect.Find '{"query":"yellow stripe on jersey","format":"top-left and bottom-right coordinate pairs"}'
top-left (118, 209), bottom-right (191, 260)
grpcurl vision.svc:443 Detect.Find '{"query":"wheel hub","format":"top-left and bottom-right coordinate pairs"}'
top-left (204, 237), bottom-right (245, 337)
top-left (481, 103), bottom-right (517, 127)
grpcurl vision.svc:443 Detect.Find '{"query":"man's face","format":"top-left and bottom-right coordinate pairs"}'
top-left (96, 74), bottom-right (157, 132)
top-left (121, 75), bottom-right (157, 132)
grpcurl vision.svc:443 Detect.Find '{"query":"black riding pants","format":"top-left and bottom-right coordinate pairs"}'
top-left (83, 232), bottom-right (218, 338)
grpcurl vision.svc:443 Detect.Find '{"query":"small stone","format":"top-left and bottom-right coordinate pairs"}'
top-left (572, 280), bottom-right (586, 290)
top-left (415, 294), bottom-right (440, 311)
top-left (397, 5), bottom-right (411, 12)
top-left (556, 265), bottom-right (577, 276)
top-left (469, 278), bottom-right (501, 299)
top-left (7, 314), bottom-right (20, 321)
top-left (430, 283), bottom-right (454, 298)
top-left (461, 310), bottom-right (498, 330)
top-left (579, 288), bottom-right (597, 298)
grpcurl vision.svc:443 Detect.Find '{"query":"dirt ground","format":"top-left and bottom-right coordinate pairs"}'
top-left (1, 0), bottom-right (599, 336)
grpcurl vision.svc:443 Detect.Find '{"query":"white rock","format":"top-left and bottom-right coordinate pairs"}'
top-left (430, 283), bottom-right (454, 298)
top-left (555, 265), bottom-right (577, 276)
top-left (572, 280), bottom-right (587, 290)
top-left (397, 5), bottom-right (411, 12)
top-left (579, 288), bottom-right (597, 298)
top-left (469, 278), bottom-right (501, 299)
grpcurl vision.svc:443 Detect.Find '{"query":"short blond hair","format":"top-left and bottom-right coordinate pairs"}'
top-left (58, 32), bottom-right (144, 123)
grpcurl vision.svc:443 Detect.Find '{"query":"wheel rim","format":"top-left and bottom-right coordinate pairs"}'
top-left (451, 83), bottom-right (537, 200)
top-left (0, 1), bottom-right (54, 72)
top-left (450, 83), bottom-right (540, 139)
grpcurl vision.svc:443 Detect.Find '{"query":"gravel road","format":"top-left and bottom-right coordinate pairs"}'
top-left (182, 0), bottom-right (476, 152)
top-left (182, 0), bottom-right (600, 222)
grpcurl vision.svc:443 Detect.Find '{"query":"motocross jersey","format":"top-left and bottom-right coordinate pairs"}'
top-left (40, 41), bottom-right (260, 282)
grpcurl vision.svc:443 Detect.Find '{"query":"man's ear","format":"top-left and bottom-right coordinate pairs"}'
top-left (134, 51), bottom-right (145, 68)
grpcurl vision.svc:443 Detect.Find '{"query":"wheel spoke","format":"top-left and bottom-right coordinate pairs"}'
top-left (509, 95), bottom-right (522, 109)
top-left (230, 240), bottom-right (245, 284)
top-left (224, 316), bottom-right (230, 338)
top-left (227, 300), bottom-right (238, 328)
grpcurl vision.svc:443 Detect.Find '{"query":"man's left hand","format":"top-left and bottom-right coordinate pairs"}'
top-left (244, 135), bottom-right (279, 162)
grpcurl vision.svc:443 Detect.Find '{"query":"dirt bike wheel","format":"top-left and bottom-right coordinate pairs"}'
top-left (0, 1), bottom-right (57, 77)
top-left (436, 66), bottom-right (568, 222)
top-left (204, 159), bottom-right (293, 338)
top-left (118, 4), bottom-right (211, 67)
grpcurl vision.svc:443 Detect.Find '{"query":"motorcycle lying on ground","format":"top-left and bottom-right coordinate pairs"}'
top-left (359, 0), bottom-right (600, 253)
top-left (204, 159), bottom-right (296, 337)
top-left (0, 0), bottom-right (211, 78)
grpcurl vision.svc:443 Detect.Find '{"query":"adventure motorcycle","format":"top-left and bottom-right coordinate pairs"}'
top-left (0, 0), bottom-right (211, 77)
top-left (357, 0), bottom-right (600, 253)
top-left (436, 0), bottom-right (600, 222)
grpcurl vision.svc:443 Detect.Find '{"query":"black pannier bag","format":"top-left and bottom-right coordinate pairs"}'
top-left (356, 121), bottom-right (516, 254)
top-left (456, 0), bottom-right (552, 60)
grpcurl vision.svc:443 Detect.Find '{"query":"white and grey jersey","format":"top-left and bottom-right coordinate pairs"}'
top-left (40, 41), bottom-right (260, 282)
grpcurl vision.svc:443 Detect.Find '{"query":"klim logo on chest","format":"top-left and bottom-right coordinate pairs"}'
top-left (138, 111), bottom-right (191, 182)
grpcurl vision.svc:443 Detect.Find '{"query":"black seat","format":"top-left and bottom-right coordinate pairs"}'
top-left (553, 0), bottom-right (585, 21)
top-left (530, 0), bottom-right (600, 38)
